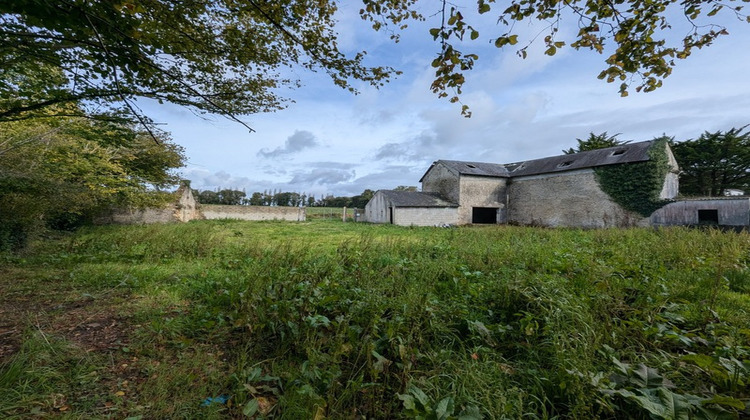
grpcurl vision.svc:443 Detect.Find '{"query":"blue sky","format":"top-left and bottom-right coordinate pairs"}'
top-left (141, 3), bottom-right (750, 198)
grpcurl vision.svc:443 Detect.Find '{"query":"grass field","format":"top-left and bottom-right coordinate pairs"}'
top-left (1, 220), bottom-right (749, 419)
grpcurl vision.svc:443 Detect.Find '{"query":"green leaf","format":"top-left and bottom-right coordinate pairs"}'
top-left (682, 354), bottom-right (715, 369)
top-left (458, 405), bottom-right (484, 420)
top-left (702, 395), bottom-right (746, 410)
top-left (435, 397), bottom-right (455, 420)
top-left (407, 384), bottom-right (431, 408)
top-left (398, 394), bottom-right (417, 411)
top-left (243, 399), bottom-right (259, 416)
top-left (632, 364), bottom-right (664, 388)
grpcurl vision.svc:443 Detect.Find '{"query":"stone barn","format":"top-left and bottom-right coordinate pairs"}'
top-left (366, 139), bottom-right (682, 228)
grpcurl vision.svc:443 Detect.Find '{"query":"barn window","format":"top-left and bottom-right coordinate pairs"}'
top-left (611, 150), bottom-right (626, 156)
top-left (472, 207), bottom-right (497, 224)
top-left (558, 160), bottom-right (574, 168)
top-left (466, 164), bottom-right (477, 169)
top-left (698, 209), bottom-right (719, 225)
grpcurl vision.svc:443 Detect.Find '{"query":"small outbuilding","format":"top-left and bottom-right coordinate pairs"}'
top-left (364, 190), bottom-right (458, 226)
top-left (651, 197), bottom-right (750, 227)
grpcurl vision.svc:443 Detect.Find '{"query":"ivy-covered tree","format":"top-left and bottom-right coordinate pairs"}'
top-left (671, 127), bottom-right (750, 197)
top-left (563, 132), bottom-right (629, 154)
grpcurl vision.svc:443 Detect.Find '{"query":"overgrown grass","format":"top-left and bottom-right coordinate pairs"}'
top-left (1, 220), bottom-right (749, 418)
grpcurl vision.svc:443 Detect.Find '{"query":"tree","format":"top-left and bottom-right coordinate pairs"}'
top-left (197, 190), bottom-right (220, 205)
top-left (671, 127), bottom-right (750, 197)
top-left (217, 189), bottom-right (246, 205)
top-left (563, 132), bottom-right (629, 154)
top-left (350, 189), bottom-right (375, 208)
top-left (0, 0), bottom-right (398, 130)
top-left (387, 0), bottom-right (749, 113)
top-left (2, 0), bottom-right (747, 125)
top-left (248, 192), bottom-right (264, 206)
top-left (0, 111), bottom-right (185, 249)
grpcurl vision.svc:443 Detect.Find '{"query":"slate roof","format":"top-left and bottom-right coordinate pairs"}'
top-left (421, 140), bottom-right (657, 181)
top-left (507, 140), bottom-right (655, 177)
top-left (378, 190), bottom-right (458, 207)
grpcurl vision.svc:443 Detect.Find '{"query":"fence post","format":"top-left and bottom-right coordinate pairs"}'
top-left (342, 206), bottom-right (347, 222)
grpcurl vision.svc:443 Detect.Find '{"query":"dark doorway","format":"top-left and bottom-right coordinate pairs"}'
top-left (698, 209), bottom-right (719, 225)
top-left (472, 207), bottom-right (498, 224)
top-left (388, 207), bottom-right (394, 224)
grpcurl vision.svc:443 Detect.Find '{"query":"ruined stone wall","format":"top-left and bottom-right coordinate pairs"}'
top-left (421, 164), bottom-right (460, 203)
top-left (100, 207), bottom-right (179, 224)
top-left (457, 175), bottom-right (507, 224)
top-left (97, 181), bottom-right (197, 225)
top-left (97, 182), bottom-right (305, 224)
top-left (507, 169), bottom-right (648, 228)
top-left (175, 184), bottom-right (200, 222)
top-left (200, 204), bottom-right (306, 221)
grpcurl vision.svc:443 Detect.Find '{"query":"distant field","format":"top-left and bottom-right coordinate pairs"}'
top-left (1, 220), bottom-right (749, 419)
top-left (305, 206), bottom-right (361, 220)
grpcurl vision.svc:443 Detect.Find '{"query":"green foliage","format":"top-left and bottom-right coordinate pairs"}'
top-left (3, 221), bottom-right (750, 418)
top-left (672, 126), bottom-right (750, 197)
top-left (363, 0), bottom-right (748, 112)
top-left (0, 113), bottom-right (184, 249)
top-left (563, 132), bottom-right (629, 154)
top-left (2, 0), bottom-right (745, 124)
top-left (595, 138), bottom-right (672, 217)
top-left (0, 1), bottom-right (399, 128)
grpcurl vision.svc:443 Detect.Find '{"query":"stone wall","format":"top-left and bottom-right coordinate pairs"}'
top-left (507, 169), bottom-right (647, 228)
top-left (100, 207), bottom-right (179, 224)
top-left (457, 175), bottom-right (507, 224)
top-left (200, 204), bottom-right (306, 222)
top-left (421, 164), bottom-right (460, 204)
top-left (393, 207), bottom-right (459, 226)
top-left (98, 182), bottom-right (306, 224)
top-left (97, 181), bottom-right (196, 224)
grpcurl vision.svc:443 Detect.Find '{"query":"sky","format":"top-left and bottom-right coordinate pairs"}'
top-left (140, 3), bottom-right (750, 198)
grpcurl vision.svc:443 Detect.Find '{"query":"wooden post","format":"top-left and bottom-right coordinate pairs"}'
top-left (342, 206), bottom-right (347, 222)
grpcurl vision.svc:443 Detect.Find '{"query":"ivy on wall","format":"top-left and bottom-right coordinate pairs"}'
top-left (595, 138), bottom-right (672, 217)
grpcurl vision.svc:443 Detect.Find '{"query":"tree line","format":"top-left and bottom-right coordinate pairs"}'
top-left (193, 186), bottom-right (417, 208)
